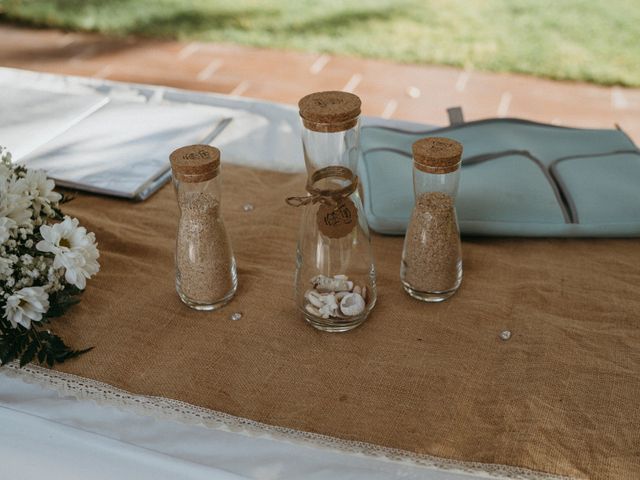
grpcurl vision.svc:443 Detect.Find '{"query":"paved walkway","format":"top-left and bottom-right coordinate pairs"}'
top-left (1, 25), bottom-right (639, 141)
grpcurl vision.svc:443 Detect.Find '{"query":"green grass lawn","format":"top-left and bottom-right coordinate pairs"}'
top-left (1, 0), bottom-right (639, 87)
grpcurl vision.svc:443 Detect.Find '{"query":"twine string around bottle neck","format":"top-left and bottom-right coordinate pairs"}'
top-left (286, 166), bottom-right (358, 208)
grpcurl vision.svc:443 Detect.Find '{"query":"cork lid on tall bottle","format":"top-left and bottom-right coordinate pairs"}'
top-left (170, 145), bottom-right (220, 182)
top-left (298, 91), bottom-right (362, 133)
top-left (412, 137), bottom-right (463, 174)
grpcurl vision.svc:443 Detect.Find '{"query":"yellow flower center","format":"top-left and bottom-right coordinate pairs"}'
top-left (60, 238), bottom-right (71, 248)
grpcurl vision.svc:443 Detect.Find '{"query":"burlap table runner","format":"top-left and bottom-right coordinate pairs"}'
top-left (47, 165), bottom-right (639, 479)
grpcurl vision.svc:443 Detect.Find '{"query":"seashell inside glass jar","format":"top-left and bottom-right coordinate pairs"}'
top-left (304, 275), bottom-right (368, 320)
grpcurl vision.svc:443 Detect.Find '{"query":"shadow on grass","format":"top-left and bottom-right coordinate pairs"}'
top-left (280, 5), bottom-right (410, 35)
top-left (0, 2), bottom-right (281, 37)
top-left (127, 7), bottom-right (281, 38)
top-left (0, 1), bottom-right (409, 38)
top-left (0, 1), bottom-right (410, 66)
top-left (0, 3), bottom-right (281, 61)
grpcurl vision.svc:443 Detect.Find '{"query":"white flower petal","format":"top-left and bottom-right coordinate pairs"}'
top-left (0, 216), bottom-right (15, 244)
top-left (3, 286), bottom-right (49, 330)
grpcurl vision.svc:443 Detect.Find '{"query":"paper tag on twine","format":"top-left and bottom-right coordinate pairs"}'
top-left (317, 198), bottom-right (358, 239)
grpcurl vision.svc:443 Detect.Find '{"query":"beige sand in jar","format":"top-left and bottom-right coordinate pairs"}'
top-left (402, 191), bottom-right (462, 292)
top-left (176, 191), bottom-right (235, 303)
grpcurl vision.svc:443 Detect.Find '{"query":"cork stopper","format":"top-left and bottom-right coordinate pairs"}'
top-left (412, 137), bottom-right (463, 174)
top-left (298, 91), bottom-right (361, 133)
top-left (170, 145), bottom-right (220, 182)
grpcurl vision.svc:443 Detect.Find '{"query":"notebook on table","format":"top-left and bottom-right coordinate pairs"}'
top-left (19, 98), bottom-right (233, 200)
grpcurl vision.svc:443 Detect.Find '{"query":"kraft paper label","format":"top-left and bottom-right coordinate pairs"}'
top-left (317, 198), bottom-right (358, 239)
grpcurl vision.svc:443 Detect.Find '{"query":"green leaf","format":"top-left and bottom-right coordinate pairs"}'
top-left (37, 346), bottom-right (47, 364)
top-left (0, 284), bottom-right (93, 369)
top-left (19, 338), bottom-right (39, 367)
top-left (1, 332), bottom-right (23, 365)
top-left (61, 346), bottom-right (94, 362)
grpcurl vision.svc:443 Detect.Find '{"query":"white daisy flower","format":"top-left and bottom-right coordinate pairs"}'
top-left (0, 216), bottom-right (15, 244)
top-left (0, 163), bottom-right (11, 183)
top-left (20, 169), bottom-right (62, 213)
top-left (0, 182), bottom-right (32, 227)
top-left (0, 147), bottom-right (12, 177)
top-left (0, 145), bottom-right (11, 164)
top-left (3, 286), bottom-right (49, 329)
top-left (0, 256), bottom-right (13, 279)
top-left (36, 216), bottom-right (100, 290)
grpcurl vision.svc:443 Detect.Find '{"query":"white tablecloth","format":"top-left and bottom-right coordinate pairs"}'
top-left (0, 68), bottom-right (543, 480)
top-left (0, 370), bottom-right (497, 480)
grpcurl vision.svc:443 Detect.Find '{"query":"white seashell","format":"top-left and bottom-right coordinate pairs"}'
top-left (353, 285), bottom-right (361, 295)
top-left (334, 274), bottom-right (348, 280)
top-left (339, 293), bottom-right (365, 317)
top-left (319, 294), bottom-right (339, 318)
top-left (305, 290), bottom-right (324, 308)
top-left (324, 293), bottom-right (338, 308)
top-left (312, 275), bottom-right (352, 293)
top-left (305, 304), bottom-right (321, 317)
top-left (319, 303), bottom-right (334, 319)
top-left (335, 291), bottom-right (349, 301)
top-left (309, 296), bottom-right (324, 308)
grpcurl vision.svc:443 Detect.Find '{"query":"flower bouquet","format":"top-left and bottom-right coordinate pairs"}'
top-left (0, 146), bottom-right (99, 367)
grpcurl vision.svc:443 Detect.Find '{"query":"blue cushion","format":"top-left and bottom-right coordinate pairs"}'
top-left (359, 118), bottom-right (640, 237)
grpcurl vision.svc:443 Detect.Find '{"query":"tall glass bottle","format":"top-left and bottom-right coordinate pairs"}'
top-left (400, 137), bottom-right (463, 302)
top-left (170, 145), bottom-right (237, 310)
top-left (289, 91), bottom-right (376, 332)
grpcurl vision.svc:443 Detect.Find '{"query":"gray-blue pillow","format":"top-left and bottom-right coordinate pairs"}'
top-left (360, 118), bottom-right (640, 237)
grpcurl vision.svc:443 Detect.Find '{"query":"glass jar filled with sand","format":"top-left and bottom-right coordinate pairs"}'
top-left (401, 137), bottom-right (463, 302)
top-left (170, 145), bottom-right (237, 310)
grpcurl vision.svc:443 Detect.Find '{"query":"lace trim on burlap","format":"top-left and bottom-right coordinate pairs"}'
top-left (3, 363), bottom-right (577, 480)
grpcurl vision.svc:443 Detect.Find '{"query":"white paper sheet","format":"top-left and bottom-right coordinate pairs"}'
top-left (0, 86), bottom-right (108, 160)
top-left (20, 100), bottom-right (233, 198)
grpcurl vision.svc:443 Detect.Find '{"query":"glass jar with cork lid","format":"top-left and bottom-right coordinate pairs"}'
top-left (287, 91), bottom-right (376, 332)
top-left (170, 145), bottom-right (237, 310)
top-left (400, 137), bottom-right (463, 302)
